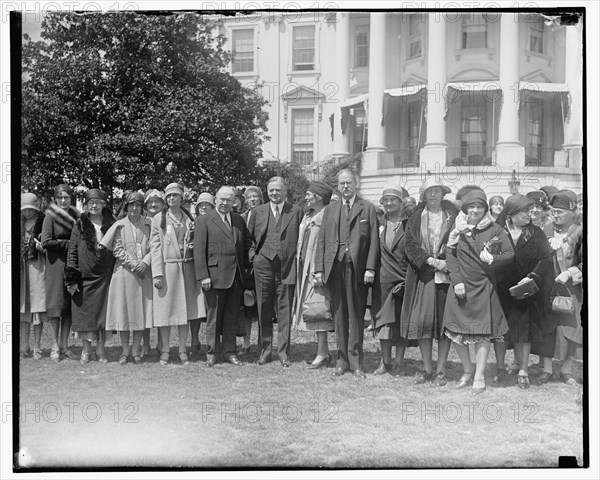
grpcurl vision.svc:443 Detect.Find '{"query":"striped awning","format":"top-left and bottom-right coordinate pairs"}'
top-left (340, 94), bottom-right (368, 134)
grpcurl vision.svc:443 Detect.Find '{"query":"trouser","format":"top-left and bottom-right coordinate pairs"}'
top-left (328, 258), bottom-right (368, 371)
top-left (254, 255), bottom-right (294, 360)
top-left (204, 273), bottom-right (243, 358)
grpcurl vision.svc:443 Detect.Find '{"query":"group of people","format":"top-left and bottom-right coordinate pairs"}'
top-left (20, 172), bottom-right (584, 394)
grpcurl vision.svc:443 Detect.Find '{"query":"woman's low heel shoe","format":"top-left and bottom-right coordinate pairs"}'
top-left (455, 373), bottom-right (474, 389)
top-left (472, 379), bottom-right (486, 395)
top-left (517, 373), bottom-right (530, 389)
top-left (159, 352), bottom-right (170, 365)
top-left (307, 354), bottom-right (331, 370)
top-left (80, 353), bottom-right (90, 364)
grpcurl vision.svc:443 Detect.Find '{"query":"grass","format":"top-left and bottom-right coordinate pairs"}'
top-left (17, 326), bottom-right (584, 469)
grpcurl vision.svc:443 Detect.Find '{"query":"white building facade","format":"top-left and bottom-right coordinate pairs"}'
top-left (217, 11), bottom-right (583, 201)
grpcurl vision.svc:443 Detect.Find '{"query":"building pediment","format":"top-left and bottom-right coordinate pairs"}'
top-left (521, 70), bottom-right (552, 83)
top-left (281, 85), bottom-right (325, 104)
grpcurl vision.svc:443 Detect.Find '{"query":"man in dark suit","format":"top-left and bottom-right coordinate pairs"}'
top-left (314, 169), bottom-right (380, 378)
top-left (248, 177), bottom-right (303, 367)
top-left (194, 186), bottom-right (250, 367)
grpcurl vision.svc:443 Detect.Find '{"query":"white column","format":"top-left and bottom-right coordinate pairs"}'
top-left (419, 13), bottom-right (447, 172)
top-left (362, 12), bottom-right (387, 171)
top-left (562, 22), bottom-right (583, 170)
top-left (332, 12), bottom-right (350, 158)
top-left (495, 13), bottom-right (524, 168)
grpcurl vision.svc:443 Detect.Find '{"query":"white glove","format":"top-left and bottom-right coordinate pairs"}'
top-left (549, 237), bottom-right (564, 250)
top-left (480, 247), bottom-right (494, 265)
top-left (555, 271), bottom-right (571, 284)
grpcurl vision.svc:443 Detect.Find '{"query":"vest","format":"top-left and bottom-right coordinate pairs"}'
top-left (262, 206), bottom-right (282, 260)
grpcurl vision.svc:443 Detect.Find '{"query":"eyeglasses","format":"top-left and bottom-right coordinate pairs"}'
top-left (56, 195), bottom-right (71, 200)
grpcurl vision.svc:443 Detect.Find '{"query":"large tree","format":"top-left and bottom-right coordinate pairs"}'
top-left (22, 12), bottom-right (268, 196)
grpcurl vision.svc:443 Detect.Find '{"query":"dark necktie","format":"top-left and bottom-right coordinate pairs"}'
top-left (274, 206), bottom-right (280, 222)
top-left (224, 215), bottom-right (231, 231)
top-left (345, 200), bottom-right (351, 218)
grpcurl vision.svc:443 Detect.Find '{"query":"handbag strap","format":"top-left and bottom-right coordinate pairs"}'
top-left (550, 282), bottom-right (572, 297)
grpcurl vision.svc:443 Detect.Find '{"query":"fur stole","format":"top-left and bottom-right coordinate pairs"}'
top-left (46, 204), bottom-right (79, 231)
top-left (78, 209), bottom-right (116, 253)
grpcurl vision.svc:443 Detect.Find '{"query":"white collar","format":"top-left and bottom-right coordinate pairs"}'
top-left (342, 195), bottom-right (356, 208)
top-left (217, 211), bottom-right (231, 224)
top-left (270, 202), bottom-right (284, 215)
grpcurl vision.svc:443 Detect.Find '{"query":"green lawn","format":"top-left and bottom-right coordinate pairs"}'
top-left (17, 327), bottom-right (584, 469)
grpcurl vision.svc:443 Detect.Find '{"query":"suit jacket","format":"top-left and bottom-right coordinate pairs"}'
top-left (194, 210), bottom-right (250, 289)
top-left (315, 196), bottom-right (380, 284)
top-left (248, 201), bottom-right (303, 284)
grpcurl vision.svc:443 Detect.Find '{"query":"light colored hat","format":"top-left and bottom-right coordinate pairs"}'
top-left (164, 183), bottom-right (184, 198)
top-left (21, 193), bottom-right (40, 211)
top-left (419, 177), bottom-right (451, 201)
top-left (244, 186), bottom-right (263, 200)
top-left (380, 184), bottom-right (409, 204)
top-left (145, 189), bottom-right (164, 204)
top-left (197, 192), bottom-right (215, 206)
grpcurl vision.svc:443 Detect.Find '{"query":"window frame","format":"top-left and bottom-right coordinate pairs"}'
top-left (291, 107), bottom-right (316, 166)
top-left (461, 13), bottom-right (488, 50)
top-left (354, 24), bottom-right (370, 69)
top-left (227, 25), bottom-right (258, 77)
top-left (460, 97), bottom-right (488, 158)
top-left (407, 13), bottom-right (425, 59)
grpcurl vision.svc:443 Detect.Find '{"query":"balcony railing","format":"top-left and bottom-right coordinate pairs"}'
top-left (524, 147), bottom-right (560, 167)
top-left (381, 149), bottom-right (420, 169)
top-left (446, 147), bottom-right (495, 166)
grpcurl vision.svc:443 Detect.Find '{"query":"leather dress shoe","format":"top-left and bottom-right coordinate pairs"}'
top-left (227, 355), bottom-right (243, 366)
top-left (256, 355), bottom-right (272, 366)
top-left (331, 367), bottom-right (347, 377)
top-left (353, 369), bottom-right (367, 379)
top-left (538, 371), bottom-right (553, 384)
top-left (280, 357), bottom-right (291, 368)
top-left (205, 355), bottom-right (217, 367)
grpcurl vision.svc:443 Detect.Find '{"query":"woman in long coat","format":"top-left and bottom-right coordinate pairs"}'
top-left (401, 178), bottom-right (459, 386)
top-left (41, 184), bottom-right (80, 360)
top-left (494, 194), bottom-right (553, 388)
top-left (545, 190), bottom-right (583, 385)
top-left (103, 192), bottom-right (153, 364)
top-left (292, 181), bottom-right (334, 369)
top-left (443, 190), bottom-right (514, 394)
top-left (150, 182), bottom-right (205, 365)
top-left (65, 189), bottom-right (116, 364)
top-left (372, 186), bottom-right (411, 375)
top-left (20, 193), bottom-right (46, 360)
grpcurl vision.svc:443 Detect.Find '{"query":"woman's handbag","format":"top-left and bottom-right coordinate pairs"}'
top-left (509, 277), bottom-right (539, 300)
top-left (302, 285), bottom-right (332, 323)
top-left (550, 284), bottom-right (575, 314)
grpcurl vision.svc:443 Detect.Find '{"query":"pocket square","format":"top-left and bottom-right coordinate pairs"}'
top-left (360, 219), bottom-right (367, 223)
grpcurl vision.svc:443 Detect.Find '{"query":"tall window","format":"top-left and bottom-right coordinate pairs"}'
top-left (462, 14), bottom-right (488, 49)
top-left (293, 26), bottom-right (315, 71)
top-left (232, 29), bottom-right (254, 73)
top-left (292, 109), bottom-right (314, 165)
top-left (352, 106), bottom-right (368, 155)
top-left (354, 25), bottom-right (369, 68)
top-left (408, 102), bottom-right (421, 151)
top-left (408, 14), bottom-right (424, 58)
top-left (527, 101), bottom-right (543, 164)
top-left (529, 17), bottom-right (544, 54)
top-left (460, 100), bottom-right (487, 158)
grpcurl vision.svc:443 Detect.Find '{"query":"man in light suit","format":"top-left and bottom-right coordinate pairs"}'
top-left (248, 177), bottom-right (303, 367)
top-left (194, 186), bottom-right (250, 367)
top-left (314, 169), bottom-right (380, 378)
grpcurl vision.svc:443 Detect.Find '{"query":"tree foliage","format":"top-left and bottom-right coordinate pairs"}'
top-left (22, 12), bottom-right (269, 196)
